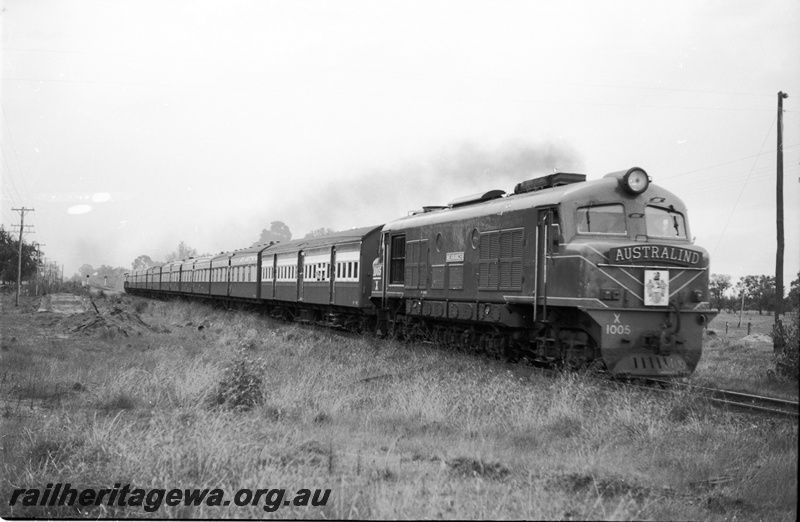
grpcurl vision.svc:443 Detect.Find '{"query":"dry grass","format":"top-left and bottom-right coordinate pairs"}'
top-left (1, 294), bottom-right (797, 519)
top-left (696, 311), bottom-right (799, 400)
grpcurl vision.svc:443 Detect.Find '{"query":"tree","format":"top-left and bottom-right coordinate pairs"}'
top-left (736, 275), bottom-right (776, 315)
top-left (72, 263), bottom-right (128, 290)
top-left (132, 254), bottom-right (155, 270)
top-left (787, 272), bottom-right (800, 311)
top-left (0, 226), bottom-right (37, 284)
top-left (165, 241), bottom-right (198, 262)
top-left (78, 264), bottom-right (95, 278)
top-left (253, 221), bottom-right (292, 246)
top-left (304, 227), bottom-right (337, 238)
top-left (709, 273), bottom-right (732, 310)
top-left (95, 264), bottom-right (128, 289)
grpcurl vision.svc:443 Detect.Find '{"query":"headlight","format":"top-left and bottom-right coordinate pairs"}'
top-left (622, 167), bottom-right (650, 194)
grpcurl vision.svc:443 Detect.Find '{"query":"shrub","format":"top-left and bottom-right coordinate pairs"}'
top-left (215, 347), bottom-right (267, 410)
top-left (774, 306), bottom-right (799, 380)
top-left (134, 300), bottom-right (148, 314)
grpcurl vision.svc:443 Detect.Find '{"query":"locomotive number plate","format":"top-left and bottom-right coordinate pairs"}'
top-left (644, 270), bottom-right (669, 306)
top-left (446, 251), bottom-right (464, 263)
top-left (605, 312), bottom-right (631, 335)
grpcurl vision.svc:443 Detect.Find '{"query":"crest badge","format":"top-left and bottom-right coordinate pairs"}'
top-left (644, 270), bottom-right (669, 306)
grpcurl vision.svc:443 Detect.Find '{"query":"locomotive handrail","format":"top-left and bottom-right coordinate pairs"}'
top-left (666, 301), bottom-right (681, 334)
top-left (597, 263), bottom-right (707, 271)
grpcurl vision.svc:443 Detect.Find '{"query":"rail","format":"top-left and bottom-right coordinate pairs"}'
top-left (641, 377), bottom-right (799, 418)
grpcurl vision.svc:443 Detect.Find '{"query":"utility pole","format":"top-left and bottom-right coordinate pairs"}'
top-left (775, 91), bottom-right (788, 353)
top-left (12, 207), bottom-right (34, 306)
top-left (34, 243), bottom-right (46, 295)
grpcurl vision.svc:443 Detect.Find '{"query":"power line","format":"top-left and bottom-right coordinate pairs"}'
top-left (0, 100), bottom-right (30, 205)
top-left (0, 47), bottom-right (786, 99)
top-left (659, 144), bottom-right (800, 181)
top-left (711, 117), bottom-right (776, 258)
top-left (0, 76), bottom-right (782, 114)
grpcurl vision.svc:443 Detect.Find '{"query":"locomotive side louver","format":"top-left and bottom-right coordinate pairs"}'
top-left (513, 172), bottom-right (586, 195)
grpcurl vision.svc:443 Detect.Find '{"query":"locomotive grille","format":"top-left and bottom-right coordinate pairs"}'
top-left (404, 239), bottom-right (428, 289)
top-left (449, 264), bottom-right (464, 290)
top-left (479, 228), bottom-right (523, 291)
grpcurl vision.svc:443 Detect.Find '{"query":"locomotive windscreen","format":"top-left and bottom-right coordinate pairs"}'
top-left (576, 204), bottom-right (627, 235)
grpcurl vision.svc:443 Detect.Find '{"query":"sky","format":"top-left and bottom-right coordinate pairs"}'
top-left (1, 0), bottom-right (799, 290)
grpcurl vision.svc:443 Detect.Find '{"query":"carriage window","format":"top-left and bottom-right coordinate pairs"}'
top-left (576, 204), bottom-right (627, 235)
top-left (389, 235), bottom-right (406, 284)
top-left (646, 206), bottom-right (687, 239)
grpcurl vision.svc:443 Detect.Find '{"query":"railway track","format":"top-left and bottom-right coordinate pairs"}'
top-left (640, 378), bottom-right (800, 418)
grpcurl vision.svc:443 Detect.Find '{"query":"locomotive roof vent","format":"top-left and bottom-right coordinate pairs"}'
top-left (513, 172), bottom-right (586, 195)
top-left (409, 205), bottom-right (447, 215)
top-left (447, 189), bottom-right (506, 208)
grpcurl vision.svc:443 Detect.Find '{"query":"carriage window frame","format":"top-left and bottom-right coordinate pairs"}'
top-left (576, 204), bottom-right (628, 236)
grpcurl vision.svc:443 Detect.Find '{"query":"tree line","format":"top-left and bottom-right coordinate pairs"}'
top-left (0, 227), bottom-right (38, 284)
top-left (710, 272), bottom-right (800, 315)
top-left (130, 221), bottom-right (339, 271)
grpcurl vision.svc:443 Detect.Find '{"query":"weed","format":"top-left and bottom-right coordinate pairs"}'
top-left (556, 473), bottom-right (651, 503)
top-left (133, 300), bottom-right (148, 314)
top-left (447, 457), bottom-right (511, 481)
top-left (774, 306), bottom-right (799, 380)
top-left (214, 348), bottom-right (267, 410)
top-left (98, 392), bottom-right (137, 412)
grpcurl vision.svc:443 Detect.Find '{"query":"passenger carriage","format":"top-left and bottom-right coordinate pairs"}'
top-left (209, 252), bottom-right (232, 298)
top-left (260, 226), bottom-right (382, 326)
top-left (191, 256), bottom-right (213, 295)
top-left (178, 258), bottom-right (195, 295)
top-left (162, 260), bottom-right (182, 294)
top-left (230, 246), bottom-right (271, 300)
top-left (144, 266), bottom-right (160, 293)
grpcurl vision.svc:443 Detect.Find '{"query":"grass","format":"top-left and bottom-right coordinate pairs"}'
top-left (695, 310), bottom-right (799, 400)
top-left (0, 293), bottom-right (797, 519)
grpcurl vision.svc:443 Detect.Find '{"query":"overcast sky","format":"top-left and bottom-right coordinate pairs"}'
top-left (2, 0), bottom-right (799, 288)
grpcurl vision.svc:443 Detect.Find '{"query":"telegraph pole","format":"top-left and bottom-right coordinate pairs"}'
top-left (34, 243), bottom-right (46, 295)
top-left (774, 91), bottom-right (788, 353)
top-left (33, 242), bottom-right (39, 296)
top-left (12, 207), bottom-right (34, 306)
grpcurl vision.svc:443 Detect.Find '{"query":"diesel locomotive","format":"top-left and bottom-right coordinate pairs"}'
top-left (125, 167), bottom-right (717, 376)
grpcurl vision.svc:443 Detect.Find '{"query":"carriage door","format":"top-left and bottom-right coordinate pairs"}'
top-left (330, 247), bottom-right (337, 304)
top-left (297, 251), bottom-right (305, 301)
top-left (534, 208), bottom-right (559, 321)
